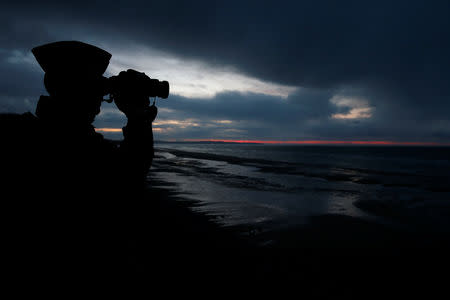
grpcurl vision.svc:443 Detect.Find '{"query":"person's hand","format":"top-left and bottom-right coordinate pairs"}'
top-left (113, 69), bottom-right (153, 121)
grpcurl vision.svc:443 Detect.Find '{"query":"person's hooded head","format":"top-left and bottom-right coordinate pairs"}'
top-left (32, 41), bottom-right (111, 124)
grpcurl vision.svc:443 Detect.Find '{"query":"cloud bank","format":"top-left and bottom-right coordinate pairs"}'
top-left (1, 1), bottom-right (450, 142)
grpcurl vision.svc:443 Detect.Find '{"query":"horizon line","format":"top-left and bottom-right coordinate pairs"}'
top-left (93, 129), bottom-right (450, 146)
top-left (181, 139), bottom-right (450, 146)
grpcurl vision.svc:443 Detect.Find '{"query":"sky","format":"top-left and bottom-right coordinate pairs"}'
top-left (1, 0), bottom-right (450, 143)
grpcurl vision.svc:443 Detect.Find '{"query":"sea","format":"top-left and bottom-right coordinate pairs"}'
top-left (149, 142), bottom-right (450, 235)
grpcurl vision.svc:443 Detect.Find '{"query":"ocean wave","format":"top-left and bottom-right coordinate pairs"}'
top-left (155, 147), bottom-right (450, 192)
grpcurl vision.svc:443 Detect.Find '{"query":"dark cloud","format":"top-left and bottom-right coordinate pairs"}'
top-left (0, 52), bottom-right (43, 95)
top-left (1, 0), bottom-right (450, 141)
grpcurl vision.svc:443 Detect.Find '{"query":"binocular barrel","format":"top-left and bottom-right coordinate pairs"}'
top-left (102, 75), bottom-right (170, 99)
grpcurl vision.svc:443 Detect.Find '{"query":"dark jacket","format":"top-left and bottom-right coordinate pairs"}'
top-left (1, 104), bottom-right (154, 280)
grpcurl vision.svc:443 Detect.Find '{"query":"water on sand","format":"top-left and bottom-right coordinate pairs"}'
top-left (150, 143), bottom-right (450, 236)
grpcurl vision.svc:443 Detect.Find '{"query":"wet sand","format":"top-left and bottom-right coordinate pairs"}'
top-left (124, 176), bottom-right (450, 297)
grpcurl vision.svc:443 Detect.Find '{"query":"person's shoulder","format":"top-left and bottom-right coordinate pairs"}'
top-left (0, 112), bottom-right (39, 134)
top-left (0, 112), bottom-right (37, 122)
top-left (0, 112), bottom-right (42, 156)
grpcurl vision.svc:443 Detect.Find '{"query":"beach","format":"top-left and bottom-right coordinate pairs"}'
top-left (124, 143), bottom-right (450, 296)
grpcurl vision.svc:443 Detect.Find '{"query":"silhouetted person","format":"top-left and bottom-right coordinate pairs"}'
top-left (1, 41), bottom-right (159, 284)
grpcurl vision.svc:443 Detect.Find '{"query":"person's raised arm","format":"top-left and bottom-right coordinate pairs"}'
top-left (113, 69), bottom-right (158, 184)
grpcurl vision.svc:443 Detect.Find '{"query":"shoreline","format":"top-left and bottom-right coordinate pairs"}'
top-left (129, 170), bottom-right (450, 296)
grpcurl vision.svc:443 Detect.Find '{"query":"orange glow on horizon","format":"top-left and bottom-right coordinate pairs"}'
top-left (95, 127), bottom-right (172, 133)
top-left (182, 139), bottom-right (450, 146)
top-left (95, 128), bottom-right (122, 133)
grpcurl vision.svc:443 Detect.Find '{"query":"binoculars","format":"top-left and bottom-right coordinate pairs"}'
top-left (102, 72), bottom-right (169, 103)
